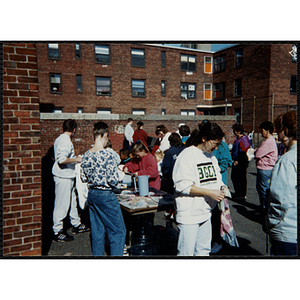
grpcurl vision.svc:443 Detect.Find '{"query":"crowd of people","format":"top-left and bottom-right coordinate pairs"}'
top-left (50, 112), bottom-right (297, 256)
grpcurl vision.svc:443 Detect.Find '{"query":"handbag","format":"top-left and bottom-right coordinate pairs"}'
top-left (246, 147), bottom-right (255, 161)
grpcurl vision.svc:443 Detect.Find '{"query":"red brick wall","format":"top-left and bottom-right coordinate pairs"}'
top-left (36, 43), bottom-right (214, 115)
top-left (3, 43), bottom-right (42, 256)
top-left (40, 116), bottom-right (236, 158)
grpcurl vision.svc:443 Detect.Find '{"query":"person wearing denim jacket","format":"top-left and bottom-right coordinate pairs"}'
top-left (266, 111), bottom-right (297, 256)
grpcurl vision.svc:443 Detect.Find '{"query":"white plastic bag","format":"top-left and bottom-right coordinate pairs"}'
top-left (246, 147), bottom-right (255, 161)
top-left (75, 163), bottom-right (88, 210)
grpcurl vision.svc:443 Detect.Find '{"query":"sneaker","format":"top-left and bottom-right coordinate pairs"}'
top-left (72, 224), bottom-right (90, 234)
top-left (210, 242), bottom-right (223, 254)
top-left (53, 230), bottom-right (74, 242)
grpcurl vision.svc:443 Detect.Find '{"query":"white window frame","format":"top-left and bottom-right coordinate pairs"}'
top-left (97, 108), bottom-right (112, 114)
top-left (204, 83), bottom-right (212, 100)
top-left (204, 56), bottom-right (213, 74)
top-left (132, 109), bottom-right (146, 115)
top-left (181, 110), bottom-right (195, 116)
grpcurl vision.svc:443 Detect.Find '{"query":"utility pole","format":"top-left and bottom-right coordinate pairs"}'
top-left (271, 93), bottom-right (275, 123)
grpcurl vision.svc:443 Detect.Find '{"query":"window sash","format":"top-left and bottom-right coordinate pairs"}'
top-left (75, 44), bottom-right (81, 59)
top-left (290, 75), bottom-right (297, 93)
top-left (204, 56), bottom-right (212, 73)
top-left (214, 83), bottom-right (225, 99)
top-left (48, 44), bottom-right (60, 59)
top-left (96, 77), bottom-right (111, 95)
top-left (161, 81), bottom-right (166, 96)
top-left (131, 49), bottom-right (145, 67)
top-left (214, 56), bottom-right (226, 72)
top-left (235, 50), bottom-right (243, 68)
top-left (161, 51), bottom-right (166, 67)
top-left (181, 83), bottom-right (196, 99)
top-left (50, 74), bottom-right (62, 93)
top-left (76, 75), bottom-right (82, 92)
top-left (204, 83), bottom-right (212, 100)
top-left (234, 80), bottom-right (242, 96)
top-left (95, 45), bottom-right (110, 64)
top-left (132, 80), bottom-right (145, 96)
top-left (181, 54), bottom-right (196, 71)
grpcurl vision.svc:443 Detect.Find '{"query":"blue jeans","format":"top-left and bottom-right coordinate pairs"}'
top-left (177, 218), bottom-right (212, 256)
top-left (256, 169), bottom-right (272, 209)
top-left (270, 239), bottom-right (297, 256)
top-left (88, 189), bottom-right (126, 256)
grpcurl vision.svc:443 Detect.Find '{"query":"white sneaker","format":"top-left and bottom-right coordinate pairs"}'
top-left (210, 243), bottom-right (222, 254)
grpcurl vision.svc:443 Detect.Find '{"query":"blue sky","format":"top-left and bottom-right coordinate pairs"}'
top-left (166, 44), bottom-right (236, 51)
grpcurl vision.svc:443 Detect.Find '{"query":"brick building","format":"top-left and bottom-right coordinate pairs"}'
top-left (211, 44), bottom-right (297, 135)
top-left (37, 43), bottom-right (216, 116)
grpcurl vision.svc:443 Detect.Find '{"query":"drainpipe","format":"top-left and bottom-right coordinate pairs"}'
top-left (271, 93), bottom-right (275, 123)
top-left (225, 99), bottom-right (228, 116)
top-left (241, 97), bottom-right (243, 124)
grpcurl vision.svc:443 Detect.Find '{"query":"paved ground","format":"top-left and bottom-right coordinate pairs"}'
top-left (45, 159), bottom-right (270, 258)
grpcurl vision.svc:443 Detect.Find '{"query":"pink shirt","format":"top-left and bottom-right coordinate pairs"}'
top-left (255, 136), bottom-right (278, 170)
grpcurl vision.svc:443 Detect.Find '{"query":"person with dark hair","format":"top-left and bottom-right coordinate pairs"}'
top-left (274, 113), bottom-right (289, 158)
top-left (155, 124), bottom-right (171, 153)
top-left (52, 119), bottom-right (89, 242)
top-left (266, 111), bottom-right (297, 256)
top-left (161, 133), bottom-right (185, 194)
top-left (119, 148), bottom-right (131, 165)
top-left (172, 121), bottom-right (228, 256)
top-left (231, 123), bottom-right (251, 200)
top-left (255, 121), bottom-right (278, 213)
top-left (133, 121), bottom-right (148, 146)
top-left (124, 118), bottom-right (134, 150)
top-left (80, 121), bottom-right (126, 256)
top-left (123, 141), bottom-right (160, 189)
top-left (179, 125), bottom-right (190, 144)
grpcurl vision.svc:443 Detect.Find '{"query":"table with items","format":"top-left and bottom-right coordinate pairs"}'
top-left (115, 186), bottom-right (175, 256)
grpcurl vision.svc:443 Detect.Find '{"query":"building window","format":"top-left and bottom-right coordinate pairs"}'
top-left (77, 108), bottom-right (83, 113)
top-left (48, 44), bottom-right (60, 60)
top-left (161, 51), bottom-right (166, 67)
top-left (132, 109), bottom-right (146, 115)
top-left (161, 109), bottom-right (166, 115)
top-left (52, 107), bottom-right (63, 113)
top-left (76, 75), bottom-right (82, 92)
top-left (161, 81), bottom-right (166, 96)
top-left (75, 44), bottom-right (81, 59)
top-left (290, 75), bottom-right (297, 94)
top-left (95, 44), bottom-right (110, 64)
top-left (181, 83), bottom-right (196, 99)
top-left (234, 79), bottom-right (242, 97)
top-left (132, 79), bottom-right (145, 97)
top-left (50, 74), bottom-right (62, 93)
top-left (204, 83), bottom-right (212, 100)
top-left (235, 49), bottom-right (243, 68)
top-left (97, 108), bottom-right (112, 114)
top-left (181, 110), bottom-right (195, 116)
top-left (96, 77), bottom-right (111, 96)
top-left (214, 55), bottom-right (226, 73)
top-left (204, 56), bottom-right (213, 73)
top-left (131, 49), bottom-right (145, 67)
top-left (181, 54), bottom-right (196, 72)
top-left (214, 83), bottom-right (225, 99)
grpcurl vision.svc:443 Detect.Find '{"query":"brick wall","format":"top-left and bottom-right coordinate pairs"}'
top-left (40, 114), bottom-right (236, 158)
top-left (3, 43), bottom-right (42, 256)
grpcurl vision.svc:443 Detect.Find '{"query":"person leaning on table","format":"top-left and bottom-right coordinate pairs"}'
top-left (80, 121), bottom-right (126, 256)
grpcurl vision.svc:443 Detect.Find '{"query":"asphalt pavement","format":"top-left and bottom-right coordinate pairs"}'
top-left (45, 159), bottom-right (270, 258)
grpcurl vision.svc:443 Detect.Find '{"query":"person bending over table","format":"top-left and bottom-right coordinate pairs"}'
top-left (123, 141), bottom-right (161, 190)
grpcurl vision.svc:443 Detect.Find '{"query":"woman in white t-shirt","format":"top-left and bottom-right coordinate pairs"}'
top-left (173, 121), bottom-right (228, 256)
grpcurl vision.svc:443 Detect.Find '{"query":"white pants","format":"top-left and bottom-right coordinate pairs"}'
top-left (53, 176), bottom-right (81, 234)
top-left (177, 218), bottom-right (212, 256)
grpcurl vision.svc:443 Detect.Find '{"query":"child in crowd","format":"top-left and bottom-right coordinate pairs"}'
top-left (119, 148), bottom-right (131, 165)
top-left (123, 141), bottom-right (161, 190)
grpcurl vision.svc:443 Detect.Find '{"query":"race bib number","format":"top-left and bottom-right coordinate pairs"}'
top-left (197, 162), bottom-right (217, 185)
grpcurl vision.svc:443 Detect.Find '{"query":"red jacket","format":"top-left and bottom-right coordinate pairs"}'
top-left (124, 153), bottom-right (161, 190)
top-left (133, 129), bottom-right (148, 146)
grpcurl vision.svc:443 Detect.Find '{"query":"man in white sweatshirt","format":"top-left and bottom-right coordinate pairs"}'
top-left (52, 119), bottom-right (89, 242)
